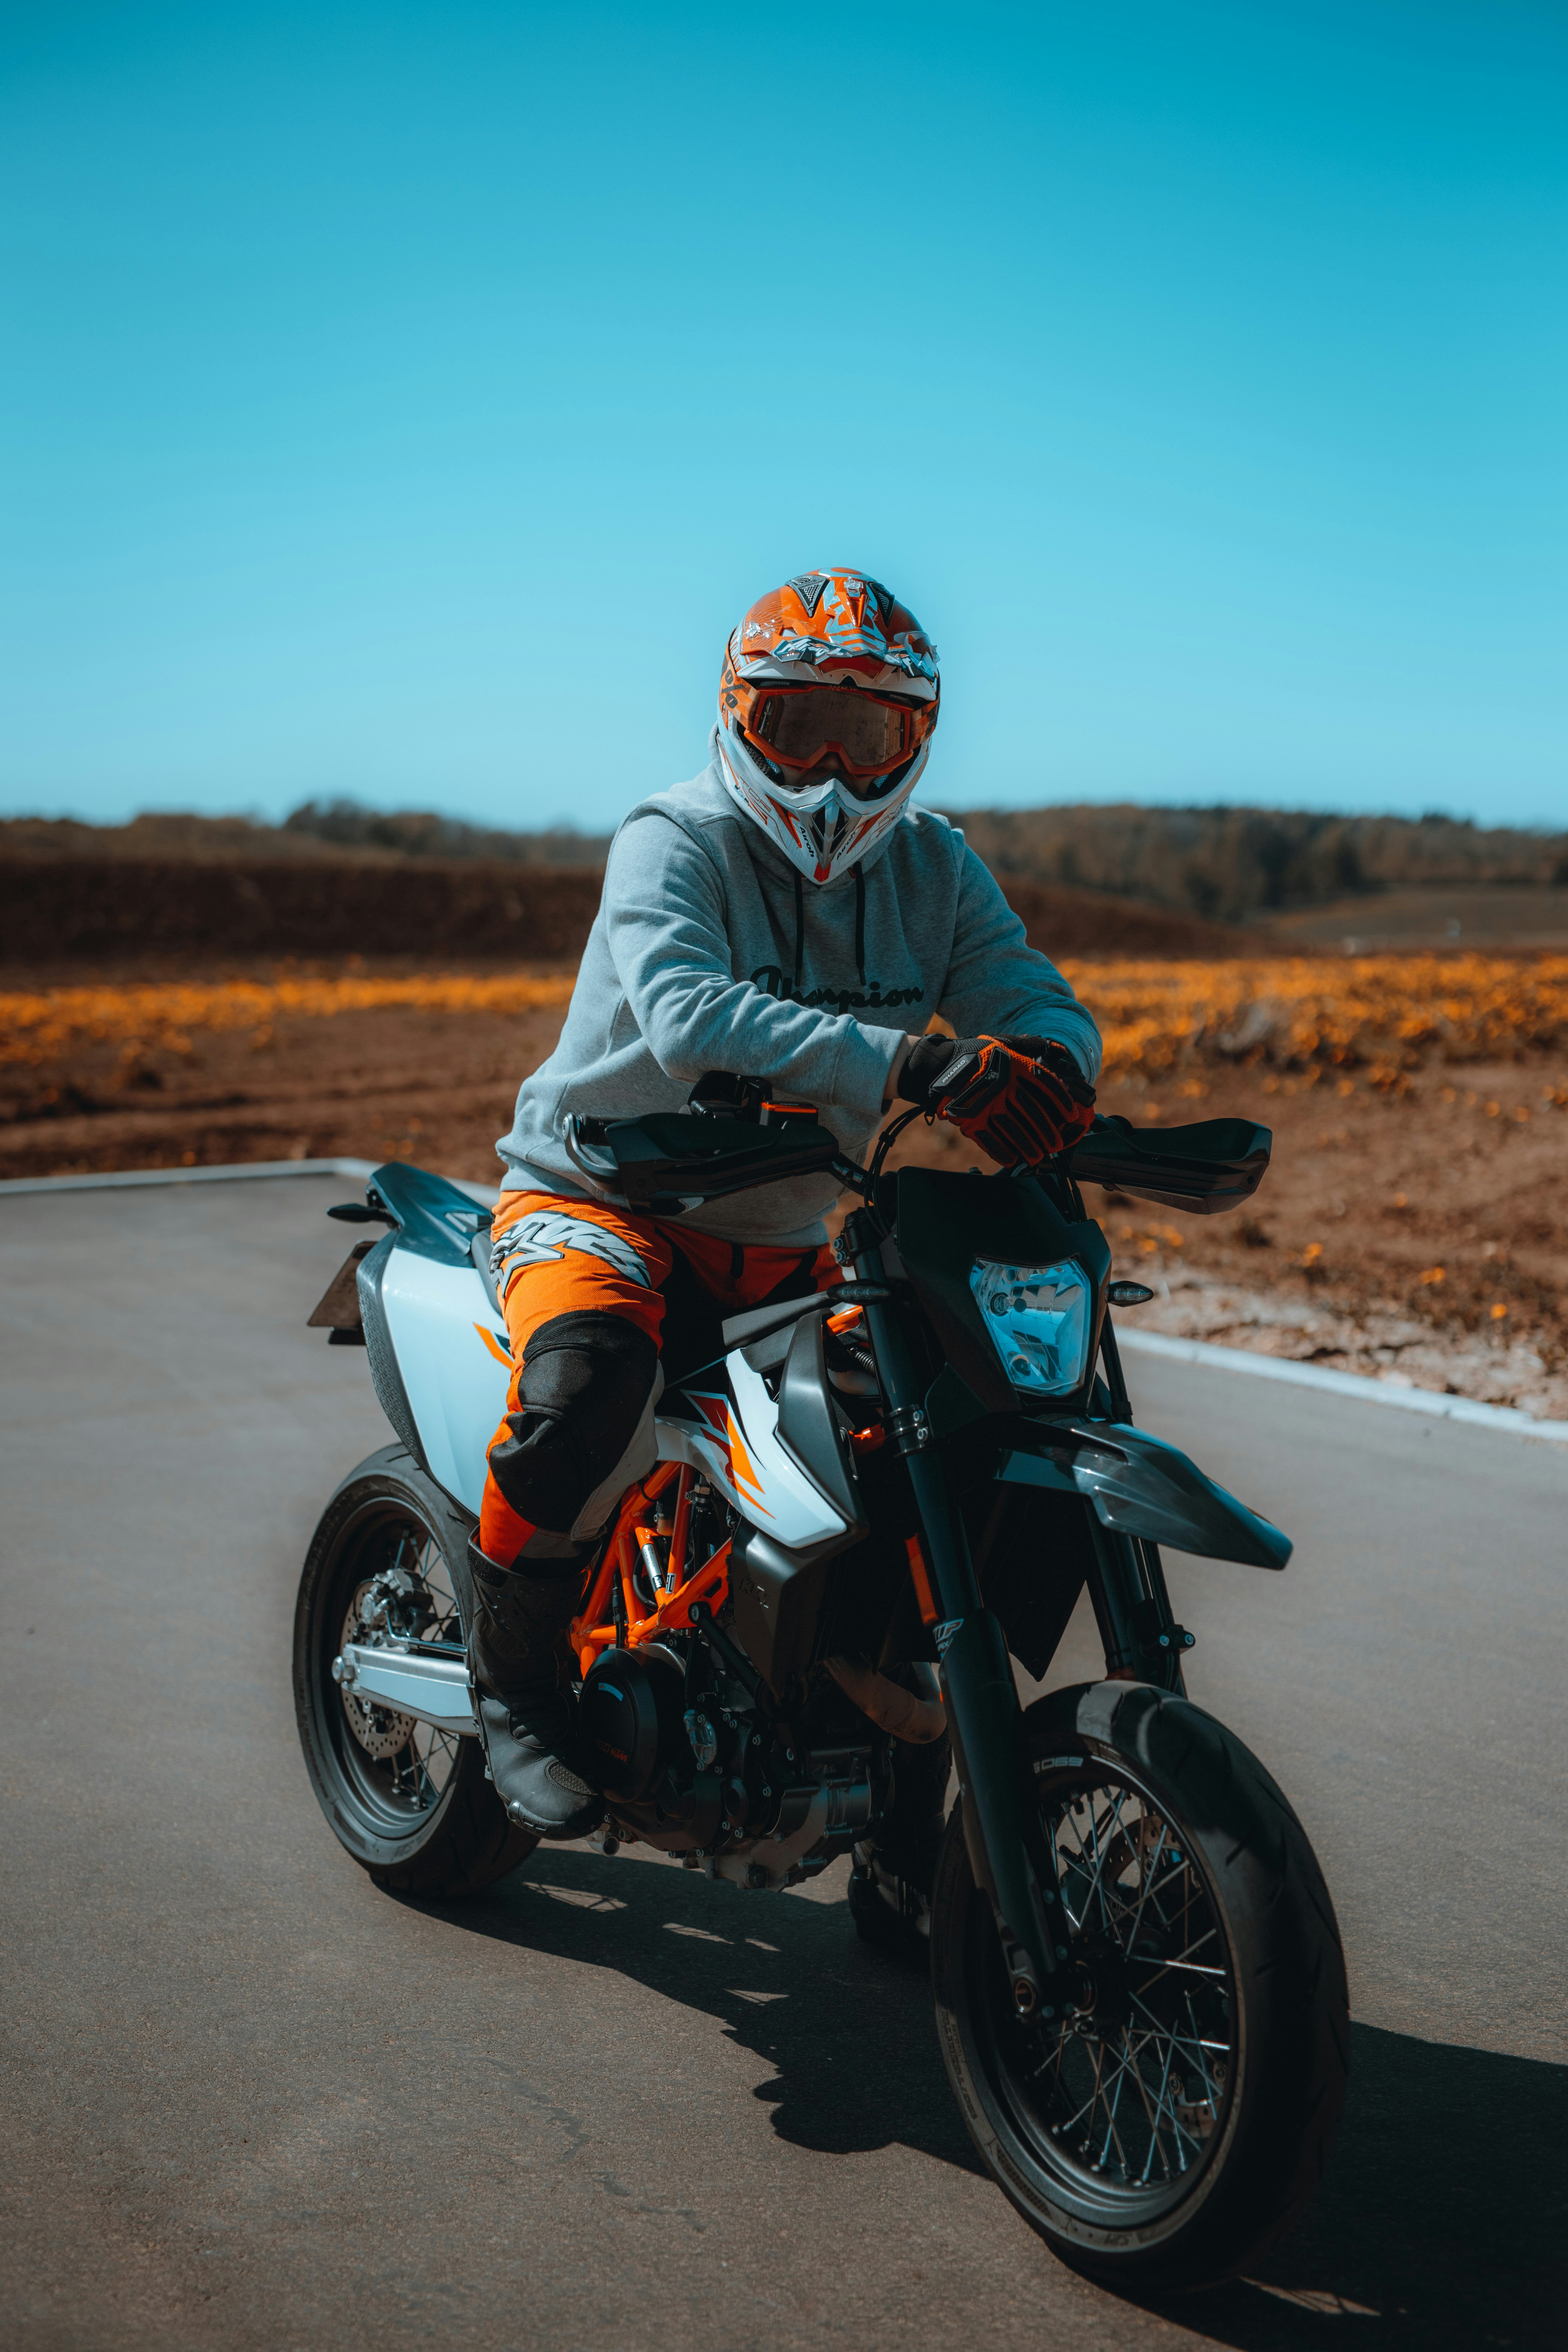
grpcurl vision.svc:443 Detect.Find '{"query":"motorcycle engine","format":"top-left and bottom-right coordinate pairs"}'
top-left (578, 1643), bottom-right (687, 1801)
top-left (579, 1639), bottom-right (874, 1889)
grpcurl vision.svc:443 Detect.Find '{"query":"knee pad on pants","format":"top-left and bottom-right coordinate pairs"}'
top-left (486, 1310), bottom-right (658, 1537)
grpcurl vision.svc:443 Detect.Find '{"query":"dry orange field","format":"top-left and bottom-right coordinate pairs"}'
top-left (4, 951), bottom-right (1565, 1419)
top-left (6, 951), bottom-right (1566, 1079)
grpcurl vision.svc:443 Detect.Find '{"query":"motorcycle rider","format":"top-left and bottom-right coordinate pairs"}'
top-left (470, 569), bottom-right (1102, 1892)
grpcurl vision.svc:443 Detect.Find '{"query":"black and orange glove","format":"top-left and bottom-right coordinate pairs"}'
top-left (900, 1033), bottom-right (1096, 1166)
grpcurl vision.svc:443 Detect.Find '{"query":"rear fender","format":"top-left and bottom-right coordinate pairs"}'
top-left (359, 1240), bottom-right (513, 1514)
top-left (347, 1164), bottom-right (510, 1514)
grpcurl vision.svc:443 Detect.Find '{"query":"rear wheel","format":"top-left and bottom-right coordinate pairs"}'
top-left (293, 1446), bottom-right (537, 1896)
top-left (931, 1681), bottom-right (1348, 2291)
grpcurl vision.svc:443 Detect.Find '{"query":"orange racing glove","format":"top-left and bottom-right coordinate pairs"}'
top-left (899, 1034), bottom-right (1096, 1166)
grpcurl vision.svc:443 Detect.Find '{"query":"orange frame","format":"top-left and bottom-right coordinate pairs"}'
top-left (566, 1310), bottom-right (900, 1681)
top-left (570, 1461), bottom-right (732, 1680)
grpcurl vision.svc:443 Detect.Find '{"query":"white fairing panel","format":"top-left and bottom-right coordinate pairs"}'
top-left (376, 1254), bottom-right (846, 1542)
top-left (655, 1347), bottom-right (847, 1548)
top-left (378, 1249), bottom-right (512, 1513)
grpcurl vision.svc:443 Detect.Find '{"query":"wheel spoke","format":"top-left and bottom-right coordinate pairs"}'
top-left (1078, 1787), bottom-right (1131, 1932)
top-left (1135, 2028), bottom-right (1180, 2183)
top-left (1133, 1953), bottom-right (1225, 1980)
top-left (1184, 1991), bottom-right (1220, 2125)
top-left (1056, 2026), bottom-right (1153, 2140)
top-left (1128, 1988), bottom-right (1225, 2061)
top-left (1097, 2031), bottom-right (1135, 2174)
top-left (1125, 1817), bottom-right (1170, 1946)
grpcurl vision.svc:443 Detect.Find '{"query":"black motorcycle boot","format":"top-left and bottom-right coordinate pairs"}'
top-left (466, 1536), bottom-right (604, 1841)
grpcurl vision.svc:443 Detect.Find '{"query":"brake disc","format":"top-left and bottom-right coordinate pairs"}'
top-left (338, 1586), bottom-right (418, 1760)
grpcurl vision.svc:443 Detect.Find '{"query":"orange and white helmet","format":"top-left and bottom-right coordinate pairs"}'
top-left (716, 568), bottom-right (940, 886)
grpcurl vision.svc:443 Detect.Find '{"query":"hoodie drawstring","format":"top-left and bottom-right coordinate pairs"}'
top-left (789, 861), bottom-right (866, 997)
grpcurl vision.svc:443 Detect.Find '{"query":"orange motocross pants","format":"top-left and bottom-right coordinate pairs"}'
top-left (479, 1191), bottom-right (838, 1566)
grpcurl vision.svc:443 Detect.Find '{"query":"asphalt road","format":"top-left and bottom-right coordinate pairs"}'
top-left (3, 1174), bottom-right (1565, 2352)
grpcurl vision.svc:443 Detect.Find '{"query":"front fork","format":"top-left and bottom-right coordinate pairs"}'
top-left (1089, 1307), bottom-right (1192, 1694)
top-left (845, 1213), bottom-right (1069, 2019)
top-left (1085, 1525), bottom-right (1192, 1693)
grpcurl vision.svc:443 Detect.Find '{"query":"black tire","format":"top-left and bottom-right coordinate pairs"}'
top-left (931, 1679), bottom-right (1348, 2292)
top-left (292, 1445), bottom-right (537, 1897)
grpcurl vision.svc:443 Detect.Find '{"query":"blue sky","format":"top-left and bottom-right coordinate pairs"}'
top-left (2, 0), bottom-right (1564, 831)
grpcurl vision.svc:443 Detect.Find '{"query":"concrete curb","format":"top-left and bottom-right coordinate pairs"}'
top-left (0, 1159), bottom-right (501, 1210)
top-left (0, 1157), bottom-right (380, 1195)
top-left (1117, 1326), bottom-right (1568, 1446)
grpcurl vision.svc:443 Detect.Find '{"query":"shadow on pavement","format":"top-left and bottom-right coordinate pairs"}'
top-left (1175, 2023), bottom-right (1568, 2352)
top-left (433, 1848), bottom-right (1567, 2349)
top-left (427, 1842), bottom-right (980, 2172)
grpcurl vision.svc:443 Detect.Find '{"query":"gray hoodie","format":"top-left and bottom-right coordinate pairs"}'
top-left (498, 743), bottom-right (1102, 1245)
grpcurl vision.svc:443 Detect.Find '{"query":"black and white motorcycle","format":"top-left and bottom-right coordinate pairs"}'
top-left (294, 1088), bottom-right (1347, 2291)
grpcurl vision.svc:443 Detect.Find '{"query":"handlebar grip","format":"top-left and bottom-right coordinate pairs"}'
top-left (561, 1116), bottom-right (624, 1195)
top-left (689, 1071), bottom-right (766, 1119)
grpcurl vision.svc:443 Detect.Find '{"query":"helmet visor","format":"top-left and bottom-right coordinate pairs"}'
top-left (747, 686), bottom-right (916, 781)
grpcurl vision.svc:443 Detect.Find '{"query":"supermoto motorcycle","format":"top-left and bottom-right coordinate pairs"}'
top-left (294, 1086), bottom-right (1348, 2291)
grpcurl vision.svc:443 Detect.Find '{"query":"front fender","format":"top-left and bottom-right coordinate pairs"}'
top-left (998, 1423), bottom-right (1291, 1569)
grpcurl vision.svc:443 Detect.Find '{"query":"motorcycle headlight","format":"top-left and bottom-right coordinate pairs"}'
top-left (969, 1257), bottom-right (1094, 1398)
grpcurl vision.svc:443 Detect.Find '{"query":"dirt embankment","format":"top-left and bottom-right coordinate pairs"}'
top-left (989, 880), bottom-right (1254, 959)
top-left (0, 856), bottom-right (607, 965)
top-left (1, 850), bottom-right (1257, 968)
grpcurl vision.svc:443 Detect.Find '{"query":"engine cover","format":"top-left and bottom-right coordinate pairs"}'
top-left (579, 1643), bottom-right (686, 1800)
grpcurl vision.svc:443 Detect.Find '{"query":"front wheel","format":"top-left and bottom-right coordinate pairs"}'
top-left (931, 1681), bottom-right (1348, 2292)
top-left (292, 1445), bottom-right (537, 1897)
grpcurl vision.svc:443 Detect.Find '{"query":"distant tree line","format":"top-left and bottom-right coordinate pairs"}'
top-left (937, 805), bottom-right (1568, 921)
top-left (281, 798), bottom-right (612, 867)
top-left (9, 798), bottom-right (1565, 923)
top-left (278, 796), bottom-right (1568, 920)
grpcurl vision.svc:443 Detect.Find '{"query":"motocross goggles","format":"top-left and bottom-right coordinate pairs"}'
top-left (742, 683), bottom-right (928, 789)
